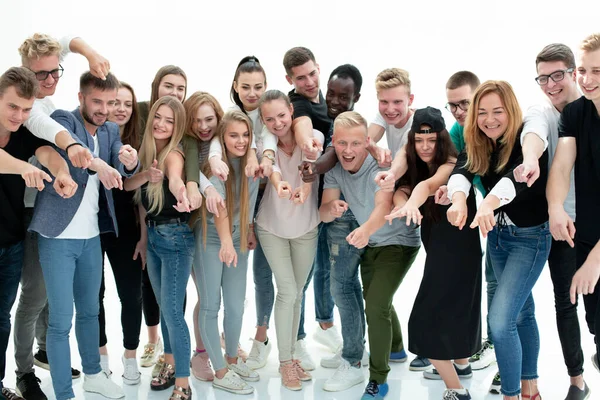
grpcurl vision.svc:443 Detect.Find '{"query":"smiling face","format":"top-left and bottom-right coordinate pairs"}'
top-left (234, 71), bottom-right (266, 112)
top-left (333, 124), bottom-right (370, 173)
top-left (223, 120), bottom-right (250, 158)
top-left (377, 85), bottom-right (413, 127)
top-left (446, 84), bottom-right (473, 126)
top-left (152, 104), bottom-right (175, 142)
top-left (577, 48), bottom-right (600, 103)
top-left (536, 60), bottom-right (577, 110)
top-left (192, 103), bottom-right (218, 142)
top-left (109, 87), bottom-right (133, 127)
top-left (157, 74), bottom-right (186, 102)
top-left (414, 128), bottom-right (437, 164)
top-left (326, 76), bottom-right (358, 119)
top-left (27, 55), bottom-right (60, 99)
top-left (286, 60), bottom-right (320, 101)
top-left (79, 87), bottom-right (117, 128)
top-left (476, 92), bottom-right (508, 142)
top-left (0, 86), bottom-right (35, 133)
top-left (260, 99), bottom-right (293, 138)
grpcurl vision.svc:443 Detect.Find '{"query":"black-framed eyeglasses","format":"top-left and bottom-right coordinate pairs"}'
top-left (30, 64), bottom-right (64, 81)
top-left (535, 68), bottom-right (574, 85)
top-left (445, 99), bottom-right (470, 113)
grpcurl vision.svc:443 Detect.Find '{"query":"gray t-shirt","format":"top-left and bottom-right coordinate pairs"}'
top-left (208, 158), bottom-right (259, 226)
top-left (324, 154), bottom-right (420, 247)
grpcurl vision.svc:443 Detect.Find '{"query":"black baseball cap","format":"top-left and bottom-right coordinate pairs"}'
top-left (411, 106), bottom-right (445, 133)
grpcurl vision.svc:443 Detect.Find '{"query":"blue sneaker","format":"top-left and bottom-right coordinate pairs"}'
top-left (389, 349), bottom-right (407, 363)
top-left (409, 356), bottom-right (432, 371)
top-left (361, 380), bottom-right (389, 399)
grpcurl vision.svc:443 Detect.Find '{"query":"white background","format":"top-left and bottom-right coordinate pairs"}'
top-left (2, 1), bottom-right (599, 399)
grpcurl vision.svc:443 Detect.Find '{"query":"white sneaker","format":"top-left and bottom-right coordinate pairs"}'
top-left (226, 356), bottom-right (260, 382)
top-left (313, 325), bottom-right (343, 353)
top-left (246, 338), bottom-right (271, 370)
top-left (121, 354), bottom-right (141, 385)
top-left (293, 339), bottom-right (316, 371)
top-left (213, 370), bottom-right (254, 395)
top-left (83, 371), bottom-right (125, 399)
top-left (100, 354), bottom-right (112, 377)
top-left (321, 348), bottom-right (369, 368)
top-left (140, 338), bottom-right (163, 367)
top-left (323, 358), bottom-right (365, 392)
top-left (468, 339), bottom-right (496, 370)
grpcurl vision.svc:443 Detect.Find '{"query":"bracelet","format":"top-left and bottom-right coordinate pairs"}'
top-left (65, 142), bottom-right (83, 154)
top-left (264, 153), bottom-right (275, 165)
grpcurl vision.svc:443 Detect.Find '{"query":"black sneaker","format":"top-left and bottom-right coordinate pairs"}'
top-left (34, 350), bottom-right (81, 379)
top-left (16, 372), bottom-right (47, 400)
top-left (489, 372), bottom-right (501, 394)
top-left (1, 387), bottom-right (25, 400)
top-left (423, 363), bottom-right (472, 380)
top-left (443, 389), bottom-right (472, 400)
top-left (565, 382), bottom-right (590, 400)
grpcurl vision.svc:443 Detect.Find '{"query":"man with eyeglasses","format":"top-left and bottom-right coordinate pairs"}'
top-left (9, 33), bottom-right (110, 400)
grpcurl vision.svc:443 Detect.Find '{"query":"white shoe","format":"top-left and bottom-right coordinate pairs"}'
top-left (83, 371), bottom-right (125, 399)
top-left (226, 356), bottom-right (260, 382)
top-left (140, 338), bottom-right (163, 367)
top-left (293, 339), bottom-right (316, 371)
top-left (313, 325), bottom-right (343, 353)
top-left (213, 370), bottom-right (254, 395)
top-left (246, 338), bottom-right (271, 370)
top-left (121, 354), bottom-right (141, 385)
top-left (100, 354), bottom-right (112, 377)
top-left (468, 339), bottom-right (496, 370)
top-left (321, 348), bottom-right (369, 368)
top-left (323, 358), bottom-right (365, 392)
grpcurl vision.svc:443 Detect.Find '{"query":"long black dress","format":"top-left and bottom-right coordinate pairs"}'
top-left (408, 189), bottom-right (482, 360)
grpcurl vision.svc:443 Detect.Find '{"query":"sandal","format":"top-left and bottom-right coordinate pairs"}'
top-left (522, 394), bottom-right (541, 400)
top-left (169, 385), bottom-right (192, 400)
top-left (150, 362), bottom-right (176, 390)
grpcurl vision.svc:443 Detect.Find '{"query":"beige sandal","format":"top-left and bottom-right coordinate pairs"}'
top-left (169, 385), bottom-right (192, 400)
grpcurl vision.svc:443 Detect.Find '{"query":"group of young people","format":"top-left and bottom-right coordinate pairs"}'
top-left (0, 31), bottom-right (599, 400)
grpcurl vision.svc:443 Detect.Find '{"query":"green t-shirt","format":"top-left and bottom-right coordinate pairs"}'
top-left (449, 122), bottom-right (486, 196)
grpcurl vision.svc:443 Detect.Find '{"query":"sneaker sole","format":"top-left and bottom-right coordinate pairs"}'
top-left (409, 365), bottom-right (432, 371)
top-left (213, 382), bottom-right (254, 395)
top-left (390, 358), bottom-right (408, 363)
top-left (489, 385), bottom-right (501, 395)
top-left (239, 374), bottom-right (260, 382)
top-left (122, 375), bottom-right (141, 385)
top-left (424, 372), bottom-right (473, 380)
top-left (323, 377), bottom-right (364, 392)
top-left (83, 386), bottom-right (125, 399)
top-left (192, 372), bottom-right (215, 382)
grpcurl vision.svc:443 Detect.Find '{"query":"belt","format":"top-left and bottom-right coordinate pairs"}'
top-left (145, 216), bottom-right (189, 227)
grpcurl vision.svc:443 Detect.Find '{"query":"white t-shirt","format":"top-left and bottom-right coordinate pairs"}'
top-left (371, 112), bottom-right (414, 156)
top-left (56, 134), bottom-right (100, 239)
top-left (256, 132), bottom-right (323, 239)
top-left (521, 100), bottom-right (576, 220)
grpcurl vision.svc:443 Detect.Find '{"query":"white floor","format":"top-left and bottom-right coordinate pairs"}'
top-left (4, 244), bottom-right (598, 400)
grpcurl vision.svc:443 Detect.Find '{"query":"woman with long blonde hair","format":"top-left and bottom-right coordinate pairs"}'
top-left (125, 96), bottom-right (196, 400)
top-left (447, 81), bottom-right (551, 400)
top-left (194, 110), bottom-right (260, 395)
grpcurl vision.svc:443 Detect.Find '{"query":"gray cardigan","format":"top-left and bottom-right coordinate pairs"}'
top-left (29, 108), bottom-right (138, 238)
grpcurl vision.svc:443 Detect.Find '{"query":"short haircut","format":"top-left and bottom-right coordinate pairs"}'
top-left (446, 71), bottom-right (480, 91)
top-left (18, 33), bottom-right (62, 66)
top-left (80, 71), bottom-right (119, 93)
top-left (329, 64), bottom-right (363, 95)
top-left (535, 44), bottom-right (576, 69)
top-left (333, 111), bottom-right (368, 135)
top-left (283, 47), bottom-right (316, 76)
top-left (580, 33), bottom-right (600, 53)
top-left (375, 68), bottom-right (411, 93)
top-left (0, 67), bottom-right (39, 99)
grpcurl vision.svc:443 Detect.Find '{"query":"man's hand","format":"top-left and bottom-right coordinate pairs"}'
top-left (302, 137), bottom-right (322, 161)
top-left (133, 239), bottom-right (147, 269)
top-left (88, 52), bottom-right (111, 80)
top-left (470, 203), bottom-right (496, 238)
top-left (434, 185), bottom-right (450, 205)
top-left (118, 144), bottom-right (138, 171)
top-left (53, 171), bottom-right (78, 198)
top-left (329, 199), bottom-right (349, 218)
top-left (67, 144), bottom-right (93, 169)
top-left (570, 257), bottom-right (600, 304)
top-left (210, 157), bottom-right (229, 181)
top-left (549, 205), bottom-right (576, 247)
top-left (374, 171), bottom-right (396, 192)
top-left (514, 155), bottom-right (540, 187)
top-left (147, 159), bottom-right (164, 183)
top-left (205, 186), bottom-right (225, 217)
top-left (21, 165), bottom-right (52, 191)
top-left (368, 144), bottom-right (392, 167)
top-left (346, 226), bottom-right (370, 249)
top-left (277, 181), bottom-right (292, 199)
top-left (173, 186), bottom-right (191, 212)
top-left (298, 161), bottom-right (318, 183)
top-left (385, 204), bottom-right (423, 226)
top-left (97, 163), bottom-right (123, 190)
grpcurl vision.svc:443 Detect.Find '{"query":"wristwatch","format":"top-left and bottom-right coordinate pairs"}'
top-left (264, 153), bottom-right (275, 165)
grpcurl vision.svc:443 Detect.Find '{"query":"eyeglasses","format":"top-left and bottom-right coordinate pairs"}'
top-left (534, 68), bottom-right (574, 85)
top-left (30, 65), bottom-right (64, 81)
top-left (445, 100), bottom-right (470, 113)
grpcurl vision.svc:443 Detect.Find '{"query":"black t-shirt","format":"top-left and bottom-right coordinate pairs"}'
top-left (452, 125), bottom-right (549, 228)
top-left (559, 96), bottom-right (600, 244)
top-left (0, 127), bottom-right (49, 247)
top-left (288, 89), bottom-right (332, 141)
top-left (141, 179), bottom-right (186, 221)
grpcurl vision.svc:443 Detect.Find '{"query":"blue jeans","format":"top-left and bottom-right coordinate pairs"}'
top-left (146, 222), bottom-right (194, 378)
top-left (195, 223), bottom-right (250, 371)
top-left (0, 241), bottom-right (24, 389)
top-left (327, 210), bottom-right (365, 364)
top-left (487, 222), bottom-right (551, 397)
top-left (484, 250), bottom-right (497, 342)
top-left (253, 231), bottom-right (274, 328)
top-left (38, 236), bottom-right (103, 400)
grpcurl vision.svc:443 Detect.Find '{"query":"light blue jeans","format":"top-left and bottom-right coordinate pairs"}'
top-left (487, 221), bottom-right (551, 397)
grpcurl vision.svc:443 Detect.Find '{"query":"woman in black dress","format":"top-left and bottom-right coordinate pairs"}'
top-left (385, 107), bottom-right (481, 400)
